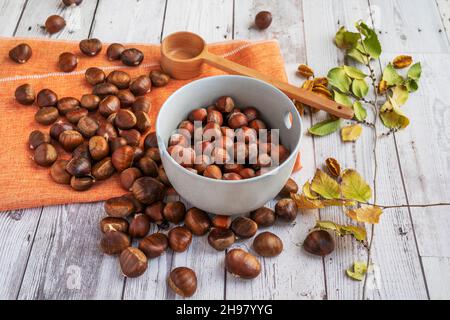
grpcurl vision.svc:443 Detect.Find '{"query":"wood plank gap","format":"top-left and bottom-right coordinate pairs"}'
top-left (435, 0), bottom-right (450, 45)
top-left (87, 0), bottom-right (100, 37)
top-left (12, 0), bottom-right (29, 36)
top-left (231, 0), bottom-right (235, 39)
top-left (159, 0), bottom-right (169, 43)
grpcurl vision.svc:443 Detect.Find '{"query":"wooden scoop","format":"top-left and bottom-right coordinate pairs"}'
top-left (160, 32), bottom-right (354, 119)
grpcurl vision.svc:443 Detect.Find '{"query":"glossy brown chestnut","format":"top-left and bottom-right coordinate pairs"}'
top-left (131, 177), bottom-right (165, 205)
top-left (29, 130), bottom-right (50, 149)
top-left (79, 38), bottom-right (102, 56)
top-left (129, 214), bottom-right (151, 238)
top-left (121, 48), bottom-right (144, 66)
top-left (111, 145), bottom-right (134, 172)
top-left (34, 143), bottom-right (57, 167)
top-left (208, 228), bottom-right (235, 251)
top-left (137, 156), bottom-right (158, 177)
top-left (253, 232), bottom-right (283, 257)
top-left (98, 95), bottom-right (120, 117)
top-left (9, 43), bottom-right (32, 63)
top-left (45, 15), bottom-right (66, 34)
top-left (70, 176), bottom-right (94, 191)
top-left (56, 97), bottom-right (79, 115)
top-left (109, 137), bottom-right (127, 152)
top-left (135, 111), bottom-right (151, 133)
top-left (115, 109), bottom-right (137, 130)
top-left (119, 129), bottom-right (141, 147)
top-left (100, 230), bottom-right (130, 255)
top-left (66, 107), bottom-right (89, 124)
top-left (119, 247), bottom-right (148, 278)
top-left (184, 208), bottom-right (211, 236)
top-left (49, 121), bottom-right (75, 140)
top-left (105, 195), bottom-right (135, 218)
top-left (100, 217), bottom-right (129, 233)
top-left (123, 193), bottom-right (145, 213)
top-left (93, 82), bottom-right (119, 98)
top-left (106, 70), bottom-right (130, 89)
top-left (163, 201), bottom-right (186, 224)
top-left (15, 83), bottom-right (35, 105)
top-left (132, 96), bottom-right (152, 113)
top-left (250, 207), bottom-right (276, 227)
top-left (66, 156), bottom-right (91, 177)
top-left (157, 166), bottom-right (171, 187)
top-left (130, 75), bottom-right (151, 96)
top-left (168, 267), bottom-right (197, 297)
top-left (106, 43), bottom-right (125, 60)
top-left (50, 159), bottom-right (71, 185)
top-left (96, 122), bottom-right (117, 141)
top-left (72, 143), bottom-right (91, 160)
top-left (116, 89), bottom-right (136, 108)
top-left (225, 249), bottom-right (261, 279)
top-left (275, 198), bottom-right (298, 222)
top-left (76, 116), bottom-right (98, 138)
top-left (139, 233), bottom-right (168, 258)
top-left (279, 178), bottom-right (298, 198)
top-left (85, 67), bottom-right (106, 86)
top-left (92, 157), bottom-right (115, 180)
top-left (231, 217), bottom-right (258, 239)
top-left (58, 52), bottom-right (78, 72)
top-left (120, 167), bottom-right (142, 190)
top-left (303, 229), bottom-right (335, 256)
top-left (255, 11), bottom-right (272, 30)
top-left (144, 201), bottom-right (165, 224)
top-left (211, 215), bottom-right (232, 229)
top-left (63, 0), bottom-right (83, 6)
top-left (150, 70), bottom-right (170, 87)
top-left (168, 226), bottom-right (192, 252)
top-left (143, 132), bottom-right (158, 150)
top-left (37, 89), bottom-right (58, 107)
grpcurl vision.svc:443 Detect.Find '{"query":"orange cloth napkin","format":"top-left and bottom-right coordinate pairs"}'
top-left (0, 37), bottom-right (291, 211)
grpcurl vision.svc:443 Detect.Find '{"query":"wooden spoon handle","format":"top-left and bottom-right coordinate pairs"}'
top-left (202, 52), bottom-right (354, 119)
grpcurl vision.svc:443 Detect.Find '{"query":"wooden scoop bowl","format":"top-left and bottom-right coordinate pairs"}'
top-left (160, 31), bottom-right (354, 119)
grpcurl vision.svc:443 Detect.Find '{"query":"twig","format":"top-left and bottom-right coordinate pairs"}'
top-left (363, 202), bottom-right (450, 209)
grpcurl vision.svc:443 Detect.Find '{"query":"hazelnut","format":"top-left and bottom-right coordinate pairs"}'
top-left (253, 232), bottom-right (283, 257)
top-left (303, 229), bottom-right (335, 256)
top-left (79, 38), bottom-right (102, 56)
top-left (168, 226), bottom-right (192, 252)
top-left (215, 96), bottom-right (234, 113)
top-left (70, 176), bottom-right (94, 191)
top-left (100, 231), bottom-right (130, 255)
top-left (231, 217), bottom-right (258, 239)
top-left (150, 70), bottom-right (170, 87)
top-left (163, 201), bottom-right (186, 224)
top-left (223, 173), bottom-right (242, 180)
top-left (131, 177), bottom-right (165, 204)
top-left (121, 48), bottom-right (144, 66)
top-left (106, 70), bottom-right (130, 89)
top-left (239, 168), bottom-right (256, 179)
top-left (193, 155), bottom-right (211, 174)
top-left (228, 112), bottom-right (248, 129)
top-left (203, 165), bottom-right (222, 179)
top-left (139, 233), bottom-right (168, 258)
top-left (120, 167), bottom-right (142, 190)
top-left (105, 195), bottom-right (135, 218)
top-left (202, 122), bottom-right (222, 142)
top-left (77, 116), bottom-right (98, 137)
top-left (243, 107), bottom-right (259, 122)
top-left (279, 178), bottom-right (298, 198)
top-left (66, 107), bottom-right (89, 124)
top-left (212, 147), bottom-right (230, 164)
top-left (207, 228), bottom-right (235, 251)
top-left (112, 145), bottom-right (134, 172)
top-left (169, 133), bottom-right (189, 148)
top-left (145, 201), bottom-right (165, 224)
top-left (57, 97), bottom-right (80, 115)
top-left (119, 247), bottom-right (148, 278)
top-left (100, 217), bottom-right (129, 233)
top-left (255, 11), bottom-right (272, 30)
top-left (132, 96), bottom-right (151, 113)
top-left (92, 157), bottom-right (115, 180)
top-left (184, 208), bottom-right (211, 236)
top-left (99, 95), bottom-right (121, 117)
top-left (250, 207), bottom-right (276, 227)
top-left (135, 111), bottom-right (152, 133)
top-left (58, 52), bottom-right (78, 72)
top-left (106, 43), bottom-right (125, 60)
top-left (225, 249), bottom-right (261, 279)
top-left (49, 121), bottom-right (75, 140)
top-left (129, 214), bottom-right (151, 238)
top-left (89, 136), bottom-right (109, 161)
top-left (50, 159), bottom-right (71, 184)
top-left (15, 83), bottom-right (35, 105)
top-left (233, 142), bottom-right (249, 161)
top-left (188, 108), bottom-right (207, 122)
top-left (168, 267), bottom-right (197, 297)
top-left (29, 130), bottom-right (50, 149)
top-left (45, 15), bottom-right (66, 34)
top-left (85, 67), bottom-right (106, 86)
top-left (236, 126), bottom-right (257, 144)
top-left (66, 156), bottom-right (91, 177)
top-left (130, 75), bottom-right (151, 96)
top-left (9, 43), bottom-right (32, 64)
top-left (178, 120), bottom-right (194, 137)
top-left (275, 198), bottom-right (298, 222)
top-left (34, 143), bottom-right (57, 167)
top-left (249, 119), bottom-right (266, 132)
top-left (115, 109), bottom-right (137, 129)
top-left (271, 144), bottom-right (290, 164)
top-left (93, 82), bottom-right (119, 98)
top-left (37, 89), bottom-right (58, 107)
top-left (223, 163), bottom-right (244, 174)
top-left (206, 109), bottom-right (223, 126)
top-left (116, 89), bottom-right (136, 108)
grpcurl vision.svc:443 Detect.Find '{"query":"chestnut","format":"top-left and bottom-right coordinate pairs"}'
top-left (111, 145), bottom-right (134, 172)
top-left (253, 232), bottom-right (283, 257)
top-left (34, 143), bottom-right (57, 167)
top-left (133, 146), bottom-right (145, 164)
top-left (37, 89), bottom-right (58, 107)
top-left (100, 217), bottom-right (129, 233)
top-left (131, 177), bottom-right (165, 204)
top-left (85, 67), bottom-right (106, 86)
top-left (208, 228), bottom-right (235, 251)
top-left (59, 130), bottom-right (84, 152)
top-left (279, 178), bottom-right (298, 198)
top-left (70, 176), bottom-right (94, 191)
top-left (123, 193), bottom-right (145, 214)
top-left (231, 217), bottom-right (258, 239)
top-left (144, 132), bottom-right (158, 150)
top-left (50, 159), bottom-right (71, 185)
top-left (206, 109), bottom-right (223, 126)
top-left (66, 156), bottom-right (91, 177)
top-left (135, 111), bottom-right (151, 133)
top-left (63, 0), bottom-right (83, 6)
top-left (223, 173), bottom-right (242, 180)
top-left (150, 70), bottom-right (170, 87)
top-left (45, 15), bottom-right (66, 34)
top-left (303, 229), bottom-right (335, 256)
top-left (183, 208), bottom-right (210, 236)
top-left (29, 130), bottom-right (50, 149)
top-left (225, 249), bottom-right (261, 279)
top-left (119, 247), bottom-right (148, 278)
top-left (163, 201), bottom-right (186, 224)
top-left (93, 82), bottom-right (119, 98)
top-left (132, 96), bottom-right (151, 113)
top-left (255, 11), bottom-right (272, 30)
top-left (97, 122), bottom-right (118, 141)
top-left (77, 116), bottom-right (98, 138)
top-left (145, 201), bottom-right (165, 224)
top-left (115, 109), bottom-right (137, 129)
top-left (216, 96), bottom-right (234, 113)
top-left (15, 83), bottom-right (35, 105)
top-left (119, 129), bottom-right (141, 147)
top-left (92, 157), bottom-right (115, 180)
top-left (168, 226), bottom-right (192, 252)
top-left (137, 156), bottom-right (158, 177)
top-left (72, 143), bottom-right (91, 160)
top-left (121, 48), bottom-right (144, 66)
top-left (130, 75), bottom-right (151, 96)
top-left (79, 38), bottom-right (102, 56)
top-left (107, 70), bottom-right (130, 89)
top-left (203, 165), bottom-right (222, 180)
top-left (100, 231), bottom-right (130, 255)
top-left (98, 95), bottom-right (120, 117)
top-left (106, 43), bottom-right (125, 60)
top-left (168, 267), bottom-right (197, 297)
top-left (211, 215), bottom-right (231, 229)
top-left (116, 89), bottom-right (136, 108)
top-left (250, 207), bottom-right (276, 227)
top-left (188, 108), bottom-right (207, 122)
top-left (157, 166), bottom-right (171, 186)
top-left (129, 214), bottom-right (151, 238)
top-left (9, 43), bottom-right (32, 63)
top-left (57, 97), bottom-right (80, 115)
top-left (58, 52), bottom-right (78, 72)
top-left (49, 121), bottom-right (75, 140)
top-left (105, 195), bottom-right (135, 218)
top-left (139, 233), bottom-right (168, 258)
top-left (110, 137), bottom-right (127, 152)
top-left (243, 107), bottom-right (258, 122)
top-left (275, 198), bottom-right (298, 222)
top-left (228, 112), bottom-right (248, 129)
top-left (88, 136), bottom-right (109, 161)
top-left (120, 167), bottom-right (142, 190)
top-left (66, 107), bottom-right (88, 124)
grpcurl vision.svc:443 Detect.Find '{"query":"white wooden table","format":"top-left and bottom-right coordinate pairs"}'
top-left (0, 0), bottom-right (449, 300)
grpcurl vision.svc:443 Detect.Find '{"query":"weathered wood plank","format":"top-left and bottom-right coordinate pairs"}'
top-left (0, 0), bottom-right (27, 36)
top-left (422, 256), bottom-right (450, 299)
top-left (436, 0), bottom-right (450, 43)
top-left (228, 0), bottom-right (326, 300)
top-left (303, 0), bottom-right (427, 299)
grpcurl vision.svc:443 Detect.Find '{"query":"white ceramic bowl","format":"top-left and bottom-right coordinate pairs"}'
top-left (156, 75), bottom-right (302, 215)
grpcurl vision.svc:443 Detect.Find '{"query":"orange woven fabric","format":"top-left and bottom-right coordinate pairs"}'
top-left (0, 37), bottom-right (290, 211)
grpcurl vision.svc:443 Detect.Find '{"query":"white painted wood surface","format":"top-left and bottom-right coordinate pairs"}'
top-left (0, 0), bottom-right (449, 300)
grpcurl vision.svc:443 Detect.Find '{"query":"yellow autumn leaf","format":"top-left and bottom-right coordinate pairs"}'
top-left (302, 181), bottom-right (319, 199)
top-left (393, 55), bottom-right (413, 69)
top-left (291, 193), bottom-right (325, 209)
top-left (346, 261), bottom-right (368, 281)
top-left (341, 124), bottom-right (362, 142)
top-left (310, 169), bottom-right (340, 200)
top-left (315, 220), bottom-right (367, 242)
top-left (346, 205), bottom-right (383, 224)
top-left (341, 169), bottom-right (372, 202)
top-left (323, 199), bottom-right (357, 207)
top-left (302, 79), bottom-right (314, 91)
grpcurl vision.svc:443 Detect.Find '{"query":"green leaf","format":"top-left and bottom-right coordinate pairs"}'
top-left (356, 22), bottom-right (381, 59)
top-left (346, 261), bottom-right (368, 281)
top-left (327, 67), bottom-right (352, 93)
top-left (333, 90), bottom-right (353, 107)
top-left (379, 98), bottom-right (410, 130)
top-left (391, 85), bottom-right (409, 106)
top-left (344, 65), bottom-right (367, 79)
top-left (341, 169), bottom-right (372, 202)
top-left (353, 101), bottom-right (367, 121)
top-left (382, 63), bottom-right (403, 86)
top-left (308, 118), bottom-right (341, 137)
top-left (347, 45), bottom-right (370, 64)
top-left (407, 62), bottom-right (422, 80)
top-left (335, 26), bottom-right (360, 49)
top-left (311, 169), bottom-right (341, 199)
top-left (351, 79), bottom-right (369, 98)
top-left (405, 78), bottom-right (418, 92)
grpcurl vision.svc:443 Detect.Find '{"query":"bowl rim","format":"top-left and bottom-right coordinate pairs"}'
top-left (156, 75), bottom-right (303, 184)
